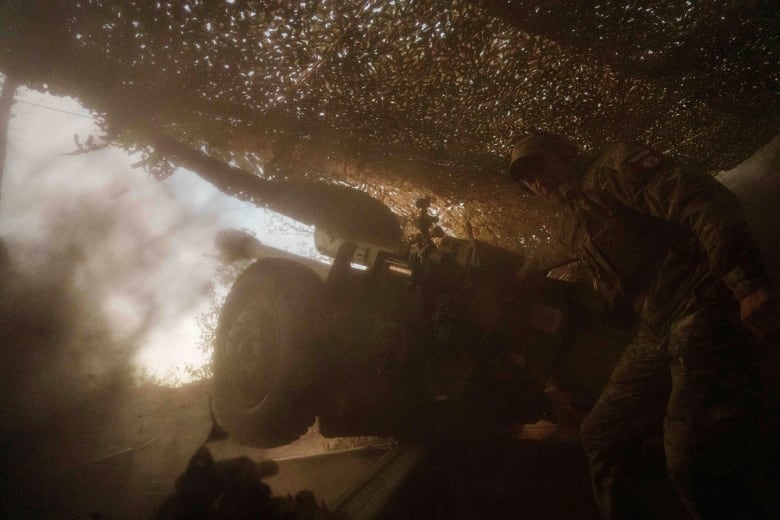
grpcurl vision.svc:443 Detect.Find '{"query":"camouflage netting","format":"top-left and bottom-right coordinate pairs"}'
top-left (1, 0), bottom-right (778, 250)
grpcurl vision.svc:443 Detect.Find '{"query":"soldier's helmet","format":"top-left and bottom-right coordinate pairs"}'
top-left (509, 131), bottom-right (578, 183)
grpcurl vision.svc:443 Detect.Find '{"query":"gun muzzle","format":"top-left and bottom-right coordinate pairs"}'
top-left (215, 229), bottom-right (262, 262)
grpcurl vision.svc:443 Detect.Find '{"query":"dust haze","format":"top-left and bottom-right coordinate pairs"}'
top-left (2, 83), bottom-right (779, 518)
top-left (0, 90), bottom-right (346, 518)
top-left (0, 112), bottom-right (223, 516)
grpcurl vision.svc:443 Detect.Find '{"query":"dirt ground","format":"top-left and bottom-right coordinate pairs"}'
top-left (5, 378), bottom-right (386, 518)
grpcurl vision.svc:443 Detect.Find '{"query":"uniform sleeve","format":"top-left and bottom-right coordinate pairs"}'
top-left (521, 245), bottom-right (576, 275)
top-left (519, 211), bottom-right (578, 276)
top-left (589, 143), bottom-right (768, 300)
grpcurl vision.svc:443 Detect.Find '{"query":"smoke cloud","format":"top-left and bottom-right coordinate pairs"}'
top-left (0, 89), bottom-right (224, 516)
top-left (0, 85), bottom-right (332, 517)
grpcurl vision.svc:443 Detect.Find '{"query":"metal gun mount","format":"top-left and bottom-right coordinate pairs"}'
top-left (210, 199), bottom-right (629, 449)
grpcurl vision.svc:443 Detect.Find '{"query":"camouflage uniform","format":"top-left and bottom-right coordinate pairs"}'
top-left (528, 142), bottom-right (767, 519)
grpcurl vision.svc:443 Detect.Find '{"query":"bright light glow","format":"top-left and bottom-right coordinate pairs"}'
top-left (1, 79), bottom-right (329, 387)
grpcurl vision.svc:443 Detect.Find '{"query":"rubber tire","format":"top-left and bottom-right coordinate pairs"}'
top-left (212, 258), bottom-right (329, 448)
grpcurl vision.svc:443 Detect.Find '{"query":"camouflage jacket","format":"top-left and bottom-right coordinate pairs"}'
top-left (527, 142), bottom-right (767, 327)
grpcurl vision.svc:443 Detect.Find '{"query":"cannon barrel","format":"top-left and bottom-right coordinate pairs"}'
top-left (214, 228), bottom-right (331, 277)
top-left (148, 131), bottom-right (404, 253)
top-left (214, 229), bottom-right (263, 262)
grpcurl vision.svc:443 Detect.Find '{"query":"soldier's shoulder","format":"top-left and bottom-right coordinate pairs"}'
top-left (586, 142), bottom-right (665, 181)
top-left (592, 142), bottom-right (651, 168)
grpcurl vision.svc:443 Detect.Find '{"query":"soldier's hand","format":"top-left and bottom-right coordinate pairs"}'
top-left (739, 286), bottom-right (780, 343)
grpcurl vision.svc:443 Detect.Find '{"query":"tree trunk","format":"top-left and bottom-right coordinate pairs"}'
top-left (0, 74), bottom-right (18, 268)
top-left (147, 130), bottom-right (404, 250)
top-left (0, 74), bottom-right (19, 209)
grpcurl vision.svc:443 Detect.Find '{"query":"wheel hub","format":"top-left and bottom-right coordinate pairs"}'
top-left (224, 305), bottom-right (280, 404)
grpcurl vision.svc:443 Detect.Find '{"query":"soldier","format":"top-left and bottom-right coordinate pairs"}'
top-left (510, 132), bottom-right (779, 519)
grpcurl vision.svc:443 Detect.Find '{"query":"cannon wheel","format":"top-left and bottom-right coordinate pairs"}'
top-left (212, 258), bottom-right (329, 448)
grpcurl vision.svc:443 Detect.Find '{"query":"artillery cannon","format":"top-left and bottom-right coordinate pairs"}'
top-left (211, 198), bottom-right (630, 448)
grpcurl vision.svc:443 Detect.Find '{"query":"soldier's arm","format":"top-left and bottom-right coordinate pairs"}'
top-left (592, 143), bottom-right (779, 340)
top-left (738, 286), bottom-right (780, 341)
top-left (517, 214), bottom-right (578, 285)
top-left (518, 246), bottom-right (576, 279)
top-left (592, 143), bottom-right (768, 300)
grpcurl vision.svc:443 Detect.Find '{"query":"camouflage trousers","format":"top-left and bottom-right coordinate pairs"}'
top-left (580, 304), bottom-right (763, 520)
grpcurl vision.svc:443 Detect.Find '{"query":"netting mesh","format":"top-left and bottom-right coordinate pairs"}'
top-left (2, 0), bottom-right (778, 248)
top-left (11, 0), bottom-right (775, 168)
